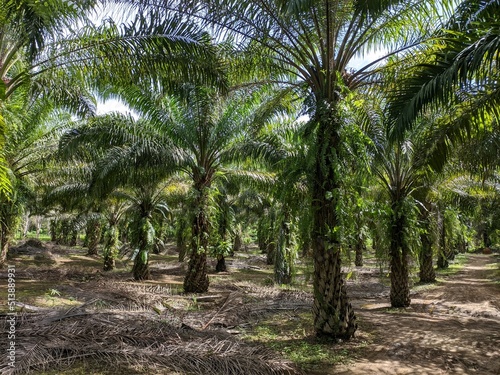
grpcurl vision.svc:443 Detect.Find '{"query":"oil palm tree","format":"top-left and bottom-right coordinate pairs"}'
top-left (145, 86), bottom-right (276, 293)
top-left (0, 92), bottom-right (86, 264)
top-left (57, 113), bottom-right (177, 279)
top-left (359, 92), bottom-right (441, 307)
top-left (0, 0), bottom-right (225, 197)
top-left (389, 0), bottom-right (500, 140)
top-left (59, 85), bottom-right (276, 284)
top-left (117, 183), bottom-right (170, 280)
top-left (237, 117), bottom-right (309, 284)
top-left (129, 0), bottom-right (452, 338)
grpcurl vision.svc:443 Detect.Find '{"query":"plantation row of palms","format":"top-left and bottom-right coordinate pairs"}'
top-left (1, 0), bottom-right (499, 341)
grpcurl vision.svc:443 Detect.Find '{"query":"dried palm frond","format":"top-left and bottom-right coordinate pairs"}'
top-left (0, 307), bottom-right (300, 375)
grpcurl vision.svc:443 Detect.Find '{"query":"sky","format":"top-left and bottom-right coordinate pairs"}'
top-left (96, 99), bottom-right (131, 115)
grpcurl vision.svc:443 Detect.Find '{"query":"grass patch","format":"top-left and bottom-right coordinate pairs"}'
top-left (412, 281), bottom-right (440, 293)
top-left (243, 312), bottom-right (353, 372)
top-left (435, 253), bottom-right (469, 280)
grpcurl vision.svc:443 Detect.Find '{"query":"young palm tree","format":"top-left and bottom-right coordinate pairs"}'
top-left (370, 130), bottom-right (419, 306)
top-left (117, 183), bottom-right (170, 280)
top-left (102, 198), bottom-right (128, 271)
top-left (131, 0), bottom-right (451, 338)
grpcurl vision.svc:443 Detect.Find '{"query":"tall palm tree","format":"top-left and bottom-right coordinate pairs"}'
top-left (143, 86), bottom-right (276, 293)
top-left (359, 92), bottom-right (441, 307)
top-left (129, 0), bottom-right (451, 338)
top-left (0, 0), bottom-right (225, 197)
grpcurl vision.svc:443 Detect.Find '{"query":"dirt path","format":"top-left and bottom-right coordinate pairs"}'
top-left (333, 254), bottom-right (500, 375)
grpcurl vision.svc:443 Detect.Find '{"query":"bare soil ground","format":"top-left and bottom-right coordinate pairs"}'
top-left (333, 253), bottom-right (500, 375)
top-left (0, 240), bottom-right (499, 375)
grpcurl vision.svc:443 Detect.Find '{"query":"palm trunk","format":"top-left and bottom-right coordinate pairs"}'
top-left (354, 242), bottom-right (364, 267)
top-left (232, 231), bottom-right (242, 254)
top-left (132, 218), bottom-right (153, 280)
top-left (437, 210), bottom-right (448, 269)
top-left (389, 207), bottom-right (411, 307)
top-left (257, 215), bottom-right (268, 253)
top-left (69, 220), bottom-right (78, 246)
top-left (61, 219), bottom-right (71, 245)
top-left (215, 255), bottom-right (227, 272)
top-left (275, 210), bottom-right (293, 284)
top-left (311, 110), bottom-right (357, 339)
top-left (354, 212), bottom-right (364, 266)
top-left (418, 207), bottom-right (435, 283)
top-left (419, 232), bottom-right (435, 283)
top-left (103, 225), bottom-right (119, 271)
top-left (482, 229), bottom-right (491, 248)
top-left (0, 202), bottom-right (17, 266)
top-left (50, 220), bottom-right (57, 241)
top-left (103, 252), bottom-right (115, 271)
top-left (265, 211), bottom-right (277, 265)
top-left (86, 218), bottom-right (101, 256)
top-left (183, 186), bottom-right (210, 293)
top-left (133, 249), bottom-right (150, 280)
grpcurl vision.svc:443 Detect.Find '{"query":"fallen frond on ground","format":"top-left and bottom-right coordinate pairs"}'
top-left (0, 305), bottom-right (300, 375)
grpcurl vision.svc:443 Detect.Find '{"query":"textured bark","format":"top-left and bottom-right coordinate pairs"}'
top-left (354, 211), bottom-right (364, 266)
top-left (275, 216), bottom-right (292, 285)
top-left (131, 219), bottom-right (153, 281)
top-left (183, 187), bottom-right (210, 293)
top-left (133, 250), bottom-right (150, 280)
top-left (50, 220), bottom-right (57, 242)
top-left (60, 220), bottom-right (71, 245)
top-left (419, 232), bottom-right (436, 283)
top-left (0, 224), bottom-right (9, 266)
top-left (184, 250), bottom-right (209, 292)
top-left (266, 242), bottom-right (275, 265)
top-left (86, 219), bottom-right (101, 256)
top-left (103, 226), bottom-right (119, 272)
top-left (313, 241), bottom-right (357, 338)
top-left (311, 110), bottom-right (357, 340)
top-left (437, 211), bottom-right (448, 269)
top-left (482, 229), bottom-right (491, 248)
top-left (103, 254), bottom-right (115, 271)
top-left (418, 205), bottom-right (436, 283)
top-left (354, 240), bottom-right (364, 267)
top-left (215, 255), bottom-right (227, 272)
top-left (232, 233), bottom-right (242, 253)
top-left (389, 212), bottom-right (411, 307)
top-left (0, 206), bottom-right (15, 266)
top-left (257, 217), bottom-right (268, 254)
